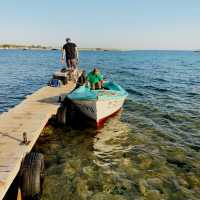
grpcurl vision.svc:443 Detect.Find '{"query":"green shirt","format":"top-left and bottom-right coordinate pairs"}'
top-left (87, 72), bottom-right (103, 84)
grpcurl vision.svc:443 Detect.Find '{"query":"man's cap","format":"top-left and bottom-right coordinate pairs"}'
top-left (66, 38), bottom-right (71, 42)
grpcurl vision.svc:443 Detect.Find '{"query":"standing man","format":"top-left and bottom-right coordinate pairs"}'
top-left (61, 38), bottom-right (79, 70)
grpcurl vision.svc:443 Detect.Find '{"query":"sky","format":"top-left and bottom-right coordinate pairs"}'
top-left (0, 0), bottom-right (200, 50)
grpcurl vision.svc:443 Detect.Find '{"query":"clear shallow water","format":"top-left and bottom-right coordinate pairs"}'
top-left (0, 50), bottom-right (200, 199)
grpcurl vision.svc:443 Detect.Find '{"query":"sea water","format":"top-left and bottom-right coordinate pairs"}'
top-left (0, 50), bottom-right (200, 200)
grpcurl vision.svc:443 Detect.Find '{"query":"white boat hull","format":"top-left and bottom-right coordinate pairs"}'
top-left (72, 98), bottom-right (126, 124)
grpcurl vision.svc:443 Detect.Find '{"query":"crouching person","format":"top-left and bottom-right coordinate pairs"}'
top-left (87, 68), bottom-right (103, 90)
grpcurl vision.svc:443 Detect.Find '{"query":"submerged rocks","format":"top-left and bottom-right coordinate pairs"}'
top-left (147, 178), bottom-right (163, 190)
top-left (63, 159), bottom-right (82, 178)
top-left (91, 192), bottom-right (127, 200)
top-left (137, 179), bottom-right (164, 200)
top-left (137, 154), bottom-right (153, 169)
top-left (83, 166), bottom-right (96, 177)
top-left (138, 179), bottom-right (148, 195)
top-left (119, 158), bottom-right (140, 176)
top-left (75, 177), bottom-right (91, 199)
top-left (35, 122), bottom-right (200, 200)
top-left (144, 189), bottom-right (162, 200)
top-left (187, 174), bottom-right (200, 189)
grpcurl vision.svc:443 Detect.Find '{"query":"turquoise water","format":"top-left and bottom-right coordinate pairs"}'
top-left (0, 50), bottom-right (200, 199)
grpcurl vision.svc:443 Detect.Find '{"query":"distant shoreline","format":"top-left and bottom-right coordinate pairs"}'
top-left (0, 44), bottom-right (197, 52)
top-left (0, 44), bottom-right (51, 50)
top-left (0, 44), bottom-right (121, 51)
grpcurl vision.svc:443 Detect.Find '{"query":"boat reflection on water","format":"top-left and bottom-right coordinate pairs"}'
top-left (65, 103), bottom-right (133, 168)
top-left (92, 112), bottom-right (133, 169)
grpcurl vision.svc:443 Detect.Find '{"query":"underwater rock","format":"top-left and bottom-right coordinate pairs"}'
top-left (187, 174), bottom-right (200, 189)
top-left (189, 144), bottom-right (200, 151)
top-left (147, 178), bottom-right (163, 190)
top-left (165, 147), bottom-right (195, 172)
top-left (134, 198), bottom-right (144, 200)
top-left (178, 177), bottom-right (189, 188)
top-left (120, 179), bottom-right (134, 192)
top-left (166, 158), bottom-right (187, 168)
top-left (171, 179), bottom-right (181, 191)
top-left (91, 192), bottom-right (127, 200)
top-left (154, 166), bottom-right (176, 178)
top-left (101, 177), bottom-right (116, 193)
top-left (41, 175), bottom-right (70, 200)
top-left (63, 159), bottom-right (81, 178)
top-left (169, 186), bottom-right (198, 200)
top-left (83, 166), bottom-right (95, 177)
top-left (75, 177), bottom-right (91, 200)
top-left (144, 189), bottom-right (162, 200)
top-left (121, 158), bottom-right (132, 166)
top-left (138, 179), bottom-right (148, 195)
top-left (63, 163), bottom-right (77, 178)
top-left (119, 158), bottom-right (140, 176)
top-left (166, 147), bottom-right (187, 162)
top-left (111, 185), bottom-right (130, 196)
top-left (138, 157), bottom-right (152, 169)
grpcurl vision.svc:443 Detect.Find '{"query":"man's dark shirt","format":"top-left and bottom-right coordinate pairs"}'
top-left (63, 42), bottom-right (77, 59)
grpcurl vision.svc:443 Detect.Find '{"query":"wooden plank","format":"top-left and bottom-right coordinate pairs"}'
top-left (0, 82), bottom-right (76, 200)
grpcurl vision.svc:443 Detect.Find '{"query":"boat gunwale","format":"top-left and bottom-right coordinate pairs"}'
top-left (67, 82), bottom-right (128, 101)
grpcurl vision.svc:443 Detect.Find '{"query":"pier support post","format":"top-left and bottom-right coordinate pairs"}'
top-left (57, 105), bottom-right (67, 124)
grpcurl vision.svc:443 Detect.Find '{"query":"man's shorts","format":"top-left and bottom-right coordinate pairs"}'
top-left (66, 59), bottom-right (77, 69)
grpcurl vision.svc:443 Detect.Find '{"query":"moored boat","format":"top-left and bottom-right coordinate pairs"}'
top-left (67, 82), bottom-right (128, 126)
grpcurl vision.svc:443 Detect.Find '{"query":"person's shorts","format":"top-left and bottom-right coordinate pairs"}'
top-left (66, 58), bottom-right (77, 69)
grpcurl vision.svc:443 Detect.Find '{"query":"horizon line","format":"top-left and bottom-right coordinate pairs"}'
top-left (0, 43), bottom-right (198, 51)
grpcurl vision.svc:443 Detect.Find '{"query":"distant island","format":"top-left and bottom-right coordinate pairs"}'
top-left (0, 44), bottom-right (51, 50)
top-left (78, 48), bottom-right (121, 51)
top-left (0, 44), bottom-right (121, 51)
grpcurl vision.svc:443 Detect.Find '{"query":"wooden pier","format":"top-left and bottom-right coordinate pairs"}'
top-left (0, 81), bottom-right (77, 199)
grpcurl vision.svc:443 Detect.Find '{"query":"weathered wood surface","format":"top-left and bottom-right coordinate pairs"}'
top-left (0, 82), bottom-right (76, 200)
